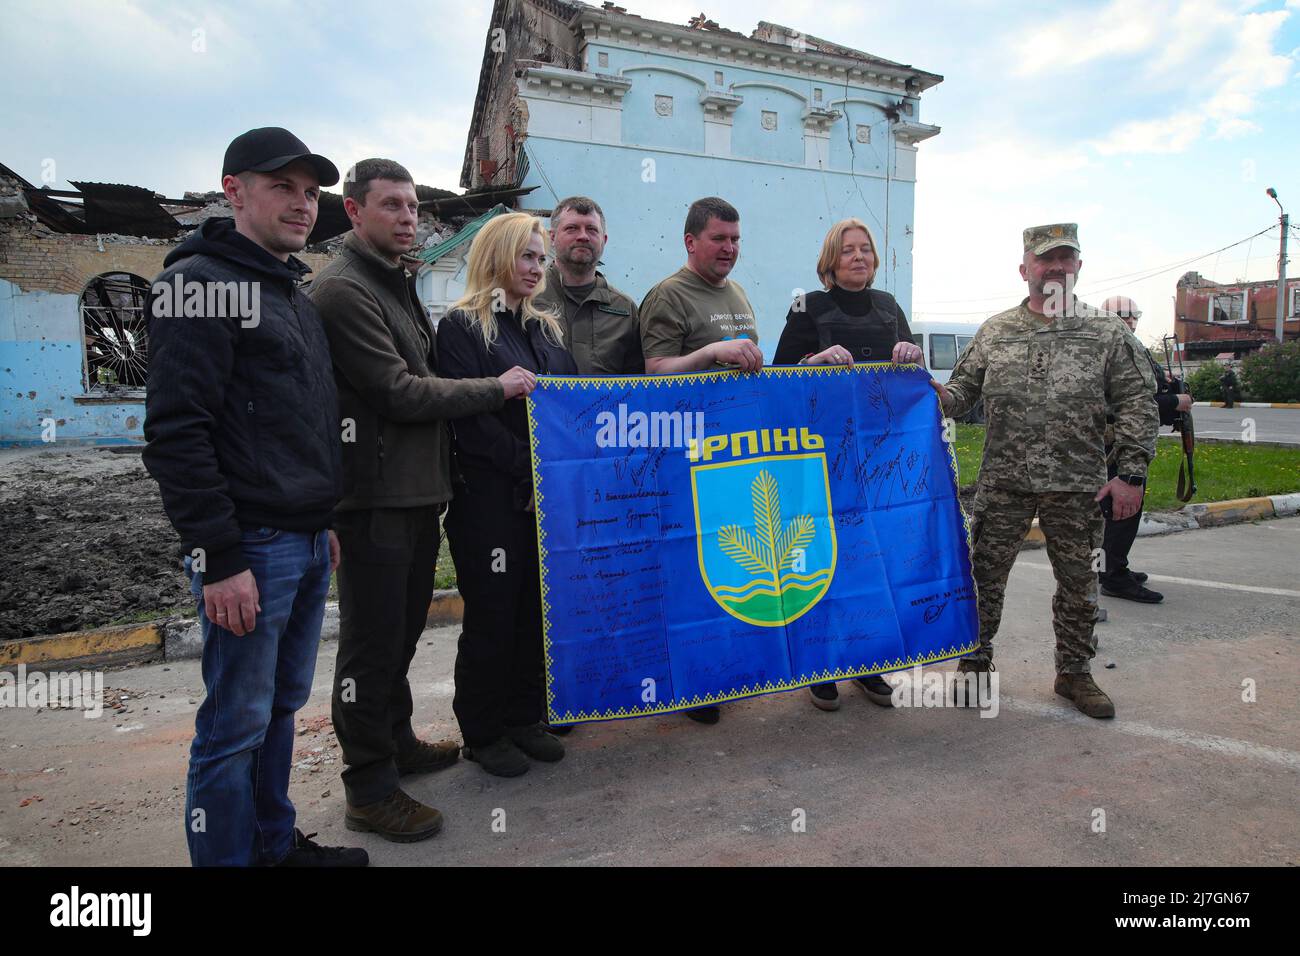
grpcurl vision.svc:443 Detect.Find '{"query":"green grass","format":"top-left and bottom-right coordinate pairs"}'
top-left (951, 425), bottom-right (1300, 512)
top-left (106, 607), bottom-right (175, 627)
top-left (351, 431), bottom-right (1297, 595)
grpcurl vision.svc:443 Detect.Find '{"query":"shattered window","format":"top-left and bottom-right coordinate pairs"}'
top-left (80, 272), bottom-right (150, 390)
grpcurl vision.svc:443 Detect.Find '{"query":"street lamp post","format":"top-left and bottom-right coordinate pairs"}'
top-left (1267, 188), bottom-right (1289, 343)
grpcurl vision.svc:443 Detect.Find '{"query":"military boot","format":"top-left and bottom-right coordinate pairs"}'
top-left (345, 789), bottom-right (443, 843)
top-left (1054, 672), bottom-right (1116, 719)
top-left (953, 660), bottom-right (995, 707)
top-left (396, 737), bottom-right (460, 776)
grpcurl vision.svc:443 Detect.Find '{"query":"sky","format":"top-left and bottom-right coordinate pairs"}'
top-left (2, 0), bottom-right (1297, 345)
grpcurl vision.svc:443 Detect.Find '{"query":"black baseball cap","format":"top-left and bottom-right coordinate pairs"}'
top-left (221, 127), bottom-right (340, 186)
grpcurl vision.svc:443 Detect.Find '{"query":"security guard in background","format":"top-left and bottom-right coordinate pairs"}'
top-left (1097, 295), bottom-right (1192, 604)
top-left (533, 196), bottom-right (643, 375)
top-left (933, 224), bottom-right (1159, 719)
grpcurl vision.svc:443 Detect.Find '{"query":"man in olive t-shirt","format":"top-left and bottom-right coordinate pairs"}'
top-left (639, 197), bottom-right (763, 375)
top-left (638, 198), bottom-right (762, 727)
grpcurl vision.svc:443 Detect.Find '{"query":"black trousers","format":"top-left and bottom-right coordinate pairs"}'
top-left (444, 475), bottom-right (544, 748)
top-left (332, 505), bottom-right (442, 806)
top-left (1100, 457), bottom-right (1143, 582)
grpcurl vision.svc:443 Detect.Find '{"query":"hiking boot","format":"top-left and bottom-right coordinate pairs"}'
top-left (345, 789), bottom-right (443, 843)
top-left (853, 674), bottom-right (895, 708)
top-left (685, 705), bottom-right (720, 725)
top-left (952, 660), bottom-right (995, 708)
top-left (395, 737), bottom-right (460, 776)
top-left (1100, 576), bottom-right (1163, 603)
top-left (463, 737), bottom-right (530, 777)
top-left (1054, 672), bottom-right (1116, 719)
top-left (506, 723), bottom-right (565, 762)
top-left (274, 828), bottom-right (369, 867)
top-left (544, 722), bottom-right (574, 736)
top-left (809, 682), bottom-right (840, 711)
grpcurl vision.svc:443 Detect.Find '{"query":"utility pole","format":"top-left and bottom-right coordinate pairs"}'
top-left (1268, 188), bottom-right (1288, 343)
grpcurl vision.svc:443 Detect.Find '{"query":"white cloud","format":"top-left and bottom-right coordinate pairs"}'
top-left (1012, 0), bottom-right (1168, 76)
top-left (1086, 4), bottom-right (1293, 155)
top-left (313, 113), bottom-right (471, 192)
top-left (1091, 111), bottom-right (1205, 155)
top-left (4, 0), bottom-right (255, 80)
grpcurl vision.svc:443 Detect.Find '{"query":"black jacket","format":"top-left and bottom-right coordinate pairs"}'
top-left (437, 306), bottom-right (577, 509)
top-left (1149, 355), bottom-right (1182, 426)
top-left (773, 286), bottom-right (914, 364)
top-left (143, 218), bottom-right (343, 584)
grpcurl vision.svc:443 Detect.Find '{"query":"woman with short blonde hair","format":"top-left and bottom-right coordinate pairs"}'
top-left (773, 217), bottom-right (924, 712)
top-left (815, 217), bottom-right (882, 291)
top-left (438, 212), bottom-right (578, 777)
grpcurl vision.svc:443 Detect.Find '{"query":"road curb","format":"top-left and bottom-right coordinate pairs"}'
top-left (1193, 401), bottom-right (1300, 409)
top-left (3, 485), bottom-right (1293, 673)
top-left (0, 623), bottom-right (162, 670)
top-left (1, 589), bottom-right (465, 673)
top-left (1022, 494), bottom-right (1288, 548)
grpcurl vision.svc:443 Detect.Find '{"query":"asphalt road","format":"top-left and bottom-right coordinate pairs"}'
top-left (3, 517), bottom-right (1298, 866)
top-left (1188, 406), bottom-right (1300, 445)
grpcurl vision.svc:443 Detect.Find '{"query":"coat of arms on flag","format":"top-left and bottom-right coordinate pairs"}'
top-left (525, 365), bottom-right (978, 723)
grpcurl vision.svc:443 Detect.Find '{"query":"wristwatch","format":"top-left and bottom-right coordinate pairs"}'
top-left (1117, 474), bottom-right (1145, 487)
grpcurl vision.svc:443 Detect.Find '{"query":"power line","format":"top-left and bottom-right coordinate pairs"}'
top-left (913, 224), bottom-right (1278, 312)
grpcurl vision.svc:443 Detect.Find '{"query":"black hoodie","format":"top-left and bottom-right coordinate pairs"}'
top-left (143, 217), bottom-right (343, 584)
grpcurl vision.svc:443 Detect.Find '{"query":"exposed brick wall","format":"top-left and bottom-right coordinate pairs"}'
top-left (0, 219), bottom-right (335, 298)
top-left (470, 0), bottom-right (579, 188)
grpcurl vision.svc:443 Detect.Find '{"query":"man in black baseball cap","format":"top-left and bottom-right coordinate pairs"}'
top-left (145, 127), bottom-right (367, 866)
top-left (223, 126), bottom-right (340, 186)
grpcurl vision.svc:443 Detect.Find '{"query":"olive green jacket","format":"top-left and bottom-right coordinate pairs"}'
top-left (534, 263), bottom-right (643, 374)
top-left (310, 232), bottom-right (504, 509)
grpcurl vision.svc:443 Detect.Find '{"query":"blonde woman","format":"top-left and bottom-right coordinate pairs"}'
top-left (437, 213), bottom-right (578, 776)
top-left (773, 218), bottom-right (923, 712)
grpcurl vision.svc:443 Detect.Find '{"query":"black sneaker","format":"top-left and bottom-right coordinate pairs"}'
top-left (809, 682), bottom-right (840, 711)
top-left (1100, 577), bottom-right (1163, 603)
top-left (463, 737), bottom-right (530, 777)
top-left (685, 705), bottom-right (720, 725)
top-left (274, 828), bottom-right (369, 867)
top-left (506, 723), bottom-right (565, 762)
top-left (1130, 571), bottom-right (1149, 584)
top-left (853, 674), bottom-right (895, 707)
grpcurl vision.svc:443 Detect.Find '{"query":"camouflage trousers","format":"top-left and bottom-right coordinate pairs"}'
top-left (964, 484), bottom-right (1102, 675)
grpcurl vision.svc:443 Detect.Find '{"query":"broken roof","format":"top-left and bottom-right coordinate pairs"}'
top-left (461, 0), bottom-right (943, 186)
top-left (418, 203), bottom-right (512, 265)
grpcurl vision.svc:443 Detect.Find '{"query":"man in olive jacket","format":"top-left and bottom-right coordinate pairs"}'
top-left (310, 158), bottom-right (535, 842)
top-left (533, 195), bottom-right (643, 375)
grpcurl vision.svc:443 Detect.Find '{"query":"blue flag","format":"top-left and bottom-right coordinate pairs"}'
top-left (526, 365), bottom-right (978, 723)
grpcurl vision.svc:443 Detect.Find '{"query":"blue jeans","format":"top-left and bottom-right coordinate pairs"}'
top-left (183, 527), bottom-right (331, 866)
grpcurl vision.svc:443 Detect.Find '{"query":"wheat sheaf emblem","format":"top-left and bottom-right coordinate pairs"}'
top-left (716, 470), bottom-right (815, 596)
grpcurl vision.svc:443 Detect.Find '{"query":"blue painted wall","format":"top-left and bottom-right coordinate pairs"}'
top-left (524, 42), bottom-right (926, 354)
top-left (0, 278), bottom-right (145, 445)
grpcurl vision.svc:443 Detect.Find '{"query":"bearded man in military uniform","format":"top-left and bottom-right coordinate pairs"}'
top-left (933, 224), bottom-right (1159, 718)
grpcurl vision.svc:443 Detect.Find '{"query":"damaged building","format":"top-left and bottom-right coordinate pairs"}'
top-left (0, 162), bottom-right (497, 446)
top-left (462, 0), bottom-right (943, 341)
top-left (1175, 270), bottom-right (1300, 361)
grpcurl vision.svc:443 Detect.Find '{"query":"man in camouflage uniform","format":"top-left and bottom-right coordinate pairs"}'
top-left (934, 224), bottom-right (1159, 718)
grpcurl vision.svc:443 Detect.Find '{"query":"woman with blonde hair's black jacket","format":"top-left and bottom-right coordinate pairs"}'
top-left (438, 212), bottom-right (577, 776)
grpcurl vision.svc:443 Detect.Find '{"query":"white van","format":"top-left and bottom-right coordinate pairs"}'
top-left (909, 320), bottom-right (982, 385)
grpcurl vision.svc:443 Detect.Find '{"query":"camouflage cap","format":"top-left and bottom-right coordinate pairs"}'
top-left (1023, 223), bottom-right (1081, 256)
